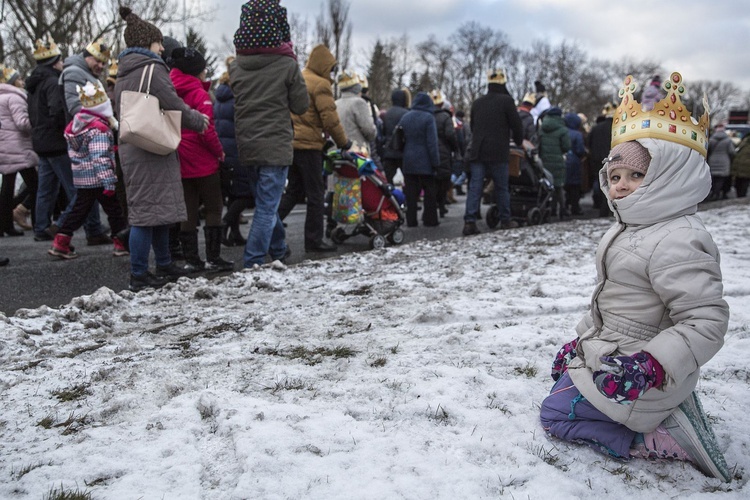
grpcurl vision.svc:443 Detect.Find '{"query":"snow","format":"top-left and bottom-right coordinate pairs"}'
top-left (1, 204), bottom-right (749, 499)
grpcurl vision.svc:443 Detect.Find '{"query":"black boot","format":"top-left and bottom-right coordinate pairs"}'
top-left (179, 230), bottom-right (205, 273)
top-left (222, 222), bottom-right (246, 247)
top-left (204, 226), bottom-right (234, 271)
top-left (129, 272), bottom-right (168, 292)
top-left (169, 223), bottom-right (184, 261)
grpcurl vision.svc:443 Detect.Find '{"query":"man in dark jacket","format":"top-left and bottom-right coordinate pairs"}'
top-left (381, 88), bottom-right (411, 184)
top-left (587, 103), bottom-right (615, 216)
top-left (27, 38), bottom-right (107, 243)
top-left (462, 69), bottom-right (523, 235)
top-left (431, 90), bottom-right (458, 216)
top-left (230, 0), bottom-right (309, 268)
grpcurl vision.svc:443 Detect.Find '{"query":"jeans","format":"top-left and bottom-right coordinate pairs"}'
top-left (34, 154), bottom-right (103, 237)
top-left (129, 225), bottom-right (171, 276)
top-left (464, 161), bottom-right (510, 223)
top-left (244, 165), bottom-right (288, 267)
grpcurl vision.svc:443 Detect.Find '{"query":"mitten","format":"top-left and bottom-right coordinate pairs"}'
top-left (593, 351), bottom-right (664, 404)
top-left (551, 338), bottom-right (578, 381)
top-left (102, 189), bottom-right (116, 197)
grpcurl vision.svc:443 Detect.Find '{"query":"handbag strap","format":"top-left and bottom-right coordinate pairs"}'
top-left (137, 64), bottom-right (156, 95)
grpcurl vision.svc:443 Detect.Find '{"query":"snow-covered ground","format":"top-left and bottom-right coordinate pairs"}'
top-left (1, 204), bottom-right (749, 499)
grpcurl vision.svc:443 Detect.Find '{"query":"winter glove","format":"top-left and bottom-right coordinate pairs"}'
top-left (102, 189), bottom-right (116, 197)
top-left (551, 338), bottom-right (578, 381)
top-left (593, 351), bottom-right (664, 404)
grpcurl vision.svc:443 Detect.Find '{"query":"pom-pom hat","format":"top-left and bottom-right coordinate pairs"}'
top-left (119, 6), bottom-right (163, 49)
top-left (233, 0), bottom-right (291, 53)
top-left (171, 47), bottom-right (206, 76)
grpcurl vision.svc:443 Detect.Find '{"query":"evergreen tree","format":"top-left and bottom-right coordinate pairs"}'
top-left (185, 27), bottom-right (218, 81)
top-left (367, 40), bottom-right (394, 110)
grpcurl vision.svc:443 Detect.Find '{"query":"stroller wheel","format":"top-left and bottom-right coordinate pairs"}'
top-left (370, 234), bottom-right (387, 250)
top-left (387, 228), bottom-right (405, 245)
top-left (527, 208), bottom-right (543, 226)
top-left (330, 226), bottom-right (347, 244)
top-left (486, 205), bottom-right (500, 229)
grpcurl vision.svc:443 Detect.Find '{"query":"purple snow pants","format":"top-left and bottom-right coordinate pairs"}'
top-left (540, 372), bottom-right (636, 458)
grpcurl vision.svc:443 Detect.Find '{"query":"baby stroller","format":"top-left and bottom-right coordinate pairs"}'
top-left (324, 150), bottom-right (406, 249)
top-left (486, 144), bottom-right (554, 227)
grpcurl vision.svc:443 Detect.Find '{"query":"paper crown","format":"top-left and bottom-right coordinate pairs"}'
top-left (337, 70), bottom-right (359, 89)
top-left (0, 65), bottom-right (19, 84)
top-left (522, 92), bottom-right (537, 105)
top-left (487, 68), bottom-right (507, 85)
top-left (33, 37), bottom-right (62, 61)
top-left (77, 81), bottom-right (108, 108)
top-left (85, 38), bottom-right (111, 63)
top-left (358, 74), bottom-right (369, 89)
top-left (430, 89), bottom-right (444, 105)
top-left (602, 102), bottom-right (617, 118)
top-left (611, 72), bottom-right (710, 156)
top-left (107, 59), bottom-right (118, 77)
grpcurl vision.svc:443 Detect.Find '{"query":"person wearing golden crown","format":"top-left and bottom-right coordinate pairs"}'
top-left (539, 72), bottom-right (731, 482)
top-left (47, 81), bottom-right (128, 260)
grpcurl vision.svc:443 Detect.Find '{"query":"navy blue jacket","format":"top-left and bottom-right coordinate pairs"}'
top-left (214, 82), bottom-right (254, 197)
top-left (398, 92), bottom-right (439, 176)
top-left (564, 113), bottom-right (586, 185)
top-left (381, 89), bottom-right (410, 160)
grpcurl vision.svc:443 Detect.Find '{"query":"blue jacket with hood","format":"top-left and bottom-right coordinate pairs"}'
top-left (397, 92), bottom-right (439, 176)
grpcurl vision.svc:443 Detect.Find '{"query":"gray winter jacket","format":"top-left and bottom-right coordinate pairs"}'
top-left (229, 54), bottom-right (308, 166)
top-left (60, 53), bottom-right (99, 120)
top-left (568, 138), bottom-right (729, 433)
top-left (335, 91), bottom-right (377, 154)
top-left (114, 50), bottom-right (205, 227)
top-left (707, 130), bottom-right (735, 177)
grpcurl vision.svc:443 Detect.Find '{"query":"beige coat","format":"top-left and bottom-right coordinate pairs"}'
top-left (568, 138), bottom-right (729, 433)
top-left (335, 90), bottom-right (377, 154)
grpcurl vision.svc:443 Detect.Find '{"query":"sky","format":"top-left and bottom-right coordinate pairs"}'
top-left (1, 203), bottom-right (748, 498)
top-left (204, 0), bottom-right (750, 94)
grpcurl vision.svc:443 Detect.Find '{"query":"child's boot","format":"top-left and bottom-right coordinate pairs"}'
top-left (48, 234), bottom-right (79, 260)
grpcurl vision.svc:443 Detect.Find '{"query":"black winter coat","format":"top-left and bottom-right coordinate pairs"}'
top-left (382, 89), bottom-right (410, 160)
top-left (467, 84), bottom-right (523, 163)
top-left (26, 64), bottom-right (67, 157)
top-left (214, 82), bottom-right (254, 198)
top-left (434, 107), bottom-right (458, 179)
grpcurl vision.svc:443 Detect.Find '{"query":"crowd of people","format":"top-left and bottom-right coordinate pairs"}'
top-left (0, 0), bottom-right (741, 484)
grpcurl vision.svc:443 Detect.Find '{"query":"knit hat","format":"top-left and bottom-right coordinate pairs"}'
top-left (0, 65), bottom-right (19, 85)
top-left (120, 6), bottom-right (163, 49)
top-left (534, 80), bottom-right (546, 93)
top-left (604, 141), bottom-right (652, 179)
top-left (546, 106), bottom-right (563, 116)
top-left (85, 39), bottom-right (111, 63)
top-left (171, 47), bottom-right (206, 76)
top-left (233, 0), bottom-right (291, 52)
top-left (161, 36), bottom-right (183, 67)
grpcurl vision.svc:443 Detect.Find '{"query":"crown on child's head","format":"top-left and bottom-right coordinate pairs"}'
top-left (611, 72), bottom-right (710, 157)
top-left (77, 81), bottom-right (108, 108)
top-left (33, 36), bottom-right (62, 61)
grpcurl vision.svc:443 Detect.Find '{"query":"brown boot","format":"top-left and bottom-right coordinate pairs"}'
top-left (13, 204), bottom-right (32, 230)
top-left (446, 187), bottom-right (457, 204)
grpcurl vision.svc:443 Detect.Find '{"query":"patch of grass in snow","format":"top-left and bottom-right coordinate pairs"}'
top-left (529, 443), bottom-right (565, 469)
top-left (389, 343), bottom-right (400, 354)
top-left (37, 414), bottom-right (55, 429)
top-left (43, 484), bottom-right (92, 500)
top-left (287, 345), bottom-right (357, 365)
top-left (52, 384), bottom-right (90, 402)
top-left (427, 404), bottom-right (451, 425)
top-left (513, 363), bottom-right (538, 378)
top-left (11, 461), bottom-right (51, 480)
top-left (266, 377), bottom-right (316, 394)
top-left (486, 393), bottom-right (511, 415)
top-left (370, 357), bottom-right (387, 368)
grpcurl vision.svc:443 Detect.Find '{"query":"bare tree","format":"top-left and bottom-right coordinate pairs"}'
top-left (288, 12), bottom-right (310, 65)
top-left (416, 35), bottom-right (454, 92)
top-left (689, 80), bottom-right (743, 125)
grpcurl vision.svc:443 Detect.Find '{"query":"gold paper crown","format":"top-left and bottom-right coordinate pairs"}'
top-left (487, 68), bottom-right (507, 85)
top-left (77, 81), bottom-right (108, 108)
top-left (85, 38), bottom-right (111, 63)
top-left (0, 65), bottom-right (19, 84)
top-left (430, 89), bottom-right (444, 105)
top-left (337, 70), bottom-right (359, 90)
top-left (107, 59), bottom-right (118, 78)
top-left (33, 37), bottom-right (62, 61)
top-left (358, 74), bottom-right (369, 89)
top-left (611, 72), bottom-right (710, 156)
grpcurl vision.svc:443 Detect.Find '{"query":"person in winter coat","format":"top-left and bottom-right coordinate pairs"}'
top-left (397, 91), bottom-right (440, 227)
top-left (538, 107), bottom-right (571, 219)
top-left (730, 133), bottom-right (750, 197)
top-left (540, 133), bottom-right (731, 482)
top-left (563, 112), bottom-right (587, 215)
top-left (430, 90), bottom-right (459, 217)
top-left (587, 103), bottom-right (616, 216)
top-left (27, 38), bottom-right (108, 244)
top-left (48, 81), bottom-right (128, 260)
top-left (115, 7), bottom-right (208, 292)
top-left (278, 43), bottom-right (348, 253)
top-left (335, 71), bottom-right (377, 155)
top-left (640, 75), bottom-right (665, 111)
top-left (230, 0), bottom-right (309, 267)
top-left (359, 75), bottom-right (384, 168)
top-left (462, 69), bottom-right (524, 235)
top-left (517, 93), bottom-right (539, 148)
top-left (170, 47), bottom-right (233, 273)
top-left (0, 65), bottom-right (38, 236)
top-left (381, 88), bottom-right (411, 184)
top-left (706, 124), bottom-right (735, 201)
top-left (215, 56), bottom-right (255, 247)
top-left (60, 39), bottom-right (110, 121)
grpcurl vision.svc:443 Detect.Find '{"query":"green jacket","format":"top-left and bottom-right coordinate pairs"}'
top-left (731, 135), bottom-right (750, 178)
top-left (539, 114), bottom-right (570, 186)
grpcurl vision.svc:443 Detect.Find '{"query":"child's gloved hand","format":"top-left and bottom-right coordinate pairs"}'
top-left (551, 338), bottom-right (578, 381)
top-left (593, 351), bottom-right (664, 404)
top-left (103, 189), bottom-right (116, 197)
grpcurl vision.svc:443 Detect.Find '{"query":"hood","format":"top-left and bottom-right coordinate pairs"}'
top-left (62, 53), bottom-right (89, 74)
top-left (0, 83), bottom-right (27, 99)
top-left (65, 110), bottom-right (109, 138)
top-left (711, 130), bottom-right (729, 141)
top-left (170, 67), bottom-right (207, 95)
top-left (236, 53), bottom-right (284, 72)
top-left (601, 138), bottom-right (711, 225)
top-left (391, 88), bottom-right (410, 108)
top-left (26, 64), bottom-right (61, 94)
top-left (214, 82), bottom-right (234, 103)
top-left (541, 113), bottom-right (565, 132)
top-left (564, 112), bottom-right (582, 130)
top-left (306, 45), bottom-right (336, 80)
top-left (410, 92), bottom-right (434, 112)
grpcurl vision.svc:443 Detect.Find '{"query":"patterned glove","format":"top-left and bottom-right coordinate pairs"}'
top-left (593, 351), bottom-right (664, 404)
top-left (551, 338), bottom-right (578, 381)
top-left (102, 189), bottom-right (116, 197)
